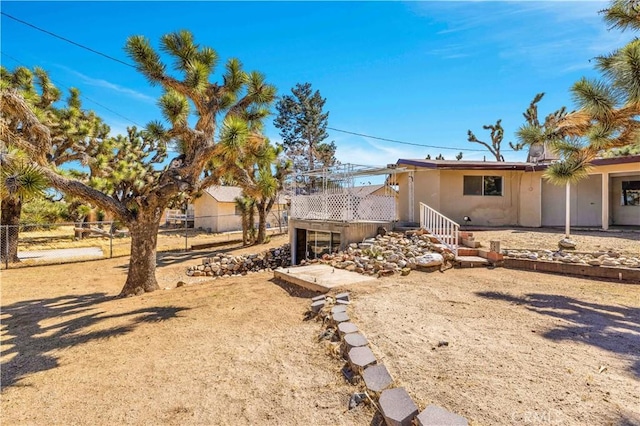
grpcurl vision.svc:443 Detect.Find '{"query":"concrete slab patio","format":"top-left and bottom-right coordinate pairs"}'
top-left (273, 264), bottom-right (377, 293)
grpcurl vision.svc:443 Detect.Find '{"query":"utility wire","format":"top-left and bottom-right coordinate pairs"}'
top-left (327, 127), bottom-right (516, 152)
top-left (1, 12), bottom-right (136, 69)
top-left (3, 12), bottom-right (520, 155)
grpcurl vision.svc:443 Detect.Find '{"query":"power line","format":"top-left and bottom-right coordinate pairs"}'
top-left (1, 12), bottom-right (136, 69)
top-left (3, 12), bottom-right (519, 155)
top-left (327, 127), bottom-right (517, 153)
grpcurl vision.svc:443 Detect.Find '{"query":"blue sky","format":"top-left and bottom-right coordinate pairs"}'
top-left (1, 1), bottom-right (633, 167)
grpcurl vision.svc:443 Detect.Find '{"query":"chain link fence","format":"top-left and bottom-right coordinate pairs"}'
top-left (1, 214), bottom-right (288, 269)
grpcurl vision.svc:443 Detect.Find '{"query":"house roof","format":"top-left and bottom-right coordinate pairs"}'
top-left (203, 185), bottom-right (288, 204)
top-left (397, 158), bottom-right (534, 170)
top-left (535, 154), bottom-right (640, 169)
top-left (204, 186), bottom-right (243, 202)
top-left (346, 184), bottom-right (386, 196)
top-left (397, 154), bottom-right (640, 172)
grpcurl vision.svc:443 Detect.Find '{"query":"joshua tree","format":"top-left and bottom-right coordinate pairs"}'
top-left (467, 119), bottom-right (506, 161)
top-left (0, 148), bottom-right (48, 262)
top-left (0, 31), bottom-right (276, 295)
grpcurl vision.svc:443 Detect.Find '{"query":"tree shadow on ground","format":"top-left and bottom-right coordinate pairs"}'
top-left (118, 243), bottom-right (251, 270)
top-left (1, 292), bottom-right (188, 389)
top-left (476, 291), bottom-right (640, 377)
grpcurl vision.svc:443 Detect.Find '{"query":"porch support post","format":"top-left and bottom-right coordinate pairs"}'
top-left (408, 171), bottom-right (415, 223)
top-left (565, 182), bottom-right (571, 238)
top-left (601, 172), bottom-right (609, 231)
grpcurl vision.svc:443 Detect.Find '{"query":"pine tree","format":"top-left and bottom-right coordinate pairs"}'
top-left (274, 83), bottom-right (337, 190)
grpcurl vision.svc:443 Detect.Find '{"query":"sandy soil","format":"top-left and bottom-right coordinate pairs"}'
top-left (2, 232), bottom-right (639, 425)
top-left (351, 269), bottom-right (640, 425)
top-left (470, 227), bottom-right (640, 256)
top-left (1, 236), bottom-right (373, 425)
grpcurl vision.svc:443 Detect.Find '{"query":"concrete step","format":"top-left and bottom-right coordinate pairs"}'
top-left (455, 255), bottom-right (490, 268)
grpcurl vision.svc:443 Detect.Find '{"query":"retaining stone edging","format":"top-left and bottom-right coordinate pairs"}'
top-left (309, 293), bottom-right (469, 426)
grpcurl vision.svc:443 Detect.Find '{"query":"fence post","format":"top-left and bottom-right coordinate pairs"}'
top-left (109, 221), bottom-right (113, 258)
top-left (4, 226), bottom-right (8, 269)
top-left (184, 216), bottom-right (188, 252)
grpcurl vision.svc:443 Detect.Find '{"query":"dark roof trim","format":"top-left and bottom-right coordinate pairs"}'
top-left (396, 158), bottom-right (533, 171)
top-left (398, 154), bottom-right (640, 172)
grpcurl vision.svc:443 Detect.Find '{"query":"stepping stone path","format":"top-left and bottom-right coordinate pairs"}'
top-left (308, 291), bottom-right (469, 426)
top-left (417, 405), bottom-right (468, 426)
top-left (310, 300), bottom-right (325, 313)
top-left (337, 322), bottom-right (358, 336)
top-left (332, 311), bottom-right (349, 323)
top-left (331, 305), bottom-right (347, 314)
top-left (348, 346), bottom-right (377, 372)
top-left (343, 332), bottom-right (368, 352)
top-left (379, 387), bottom-right (419, 426)
top-left (362, 364), bottom-right (393, 393)
top-left (335, 292), bottom-right (350, 302)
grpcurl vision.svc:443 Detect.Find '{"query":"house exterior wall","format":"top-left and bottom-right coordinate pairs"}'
top-left (194, 196), bottom-right (288, 233)
top-left (542, 175), bottom-right (604, 228)
top-left (398, 158), bottom-right (639, 230)
top-left (518, 170), bottom-right (543, 227)
top-left (611, 174), bottom-right (640, 225)
top-left (193, 194), bottom-right (219, 231)
top-left (537, 175), bottom-right (606, 228)
top-left (397, 168), bottom-right (440, 223)
top-left (216, 202), bottom-right (242, 232)
top-left (438, 170), bottom-right (520, 226)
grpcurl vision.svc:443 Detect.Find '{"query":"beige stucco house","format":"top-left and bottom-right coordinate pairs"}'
top-left (396, 155), bottom-right (640, 230)
top-left (192, 186), bottom-right (288, 233)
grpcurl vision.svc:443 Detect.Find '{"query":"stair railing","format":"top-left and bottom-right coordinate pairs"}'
top-left (419, 202), bottom-right (459, 256)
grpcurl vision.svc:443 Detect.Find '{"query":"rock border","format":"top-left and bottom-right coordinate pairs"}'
top-left (310, 293), bottom-right (469, 426)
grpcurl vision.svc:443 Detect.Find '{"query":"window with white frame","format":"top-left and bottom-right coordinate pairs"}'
top-left (463, 175), bottom-right (503, 196)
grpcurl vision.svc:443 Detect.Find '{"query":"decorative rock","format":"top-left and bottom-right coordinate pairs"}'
top-left (331, 305), bottom-right (347, 314)
top-left (333, 311), bottom-right (350, 323)
top-left (558, 238), bottom-right (577, 249)
top-left (416, 405), bottom-right (468, 426)
top-left (348, 346), bottom-right (377, 371)
top-left (344, 332), bottom-right (369, 351)
top-left (379, 387), bottom-right (419, 426)
top-left (176, 281), bottom-right (186, 287)
top-left (335, 292), bottom-right (350, 302)
top-left (362, 364), bottom-right (393, 393)
top-left (336, 299), bottom-right (351, 305)
top-left (415, 253), bottom-right (444, 267)
top-left (310, 300), bottom-right (325, 313)
top-left (338, 322), bottom-right (358, 336)
top-left (401, 267), bottom-right (411, 276)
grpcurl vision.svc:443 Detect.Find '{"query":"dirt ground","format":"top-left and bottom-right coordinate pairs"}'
top-left (351, 269), bottom-right (640, 425)
top-left (1, 235), bottom-right (373, 425)
top-left (471, 227), bottom-right (640, 256)
top-left (1, 231), bottom-right (639, 425)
